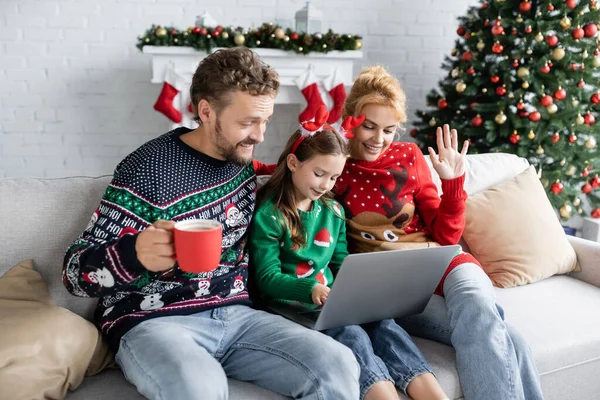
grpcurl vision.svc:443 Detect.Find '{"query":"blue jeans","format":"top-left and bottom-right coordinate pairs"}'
top-left (115, 305), bottom-right (360, 400)
top-left (398, 263), bottom-right (544, 400)
top-left (324, 319), bottom-right (432, 399)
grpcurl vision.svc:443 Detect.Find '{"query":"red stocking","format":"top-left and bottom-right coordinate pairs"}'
top-left (295, 66), bottom-right (326, 123)
top-left (153, 69), bottom-right (183, 123)
top-left (323, 68), bottom-right (346, 124)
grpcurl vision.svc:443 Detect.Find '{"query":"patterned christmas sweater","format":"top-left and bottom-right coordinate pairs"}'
top-left (62, 127), bottom-right (275, 352)
top-left (249, 197), bottom-right (348, 304)
top-left (334, 142), bottom-right (481, 294)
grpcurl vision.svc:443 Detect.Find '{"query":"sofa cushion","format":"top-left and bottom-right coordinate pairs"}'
top-left (0, 260), bottom-right (112, 400)
top-left (0, 176), bottom-right (111, 320)
top-left (462, 166), bottom-right (579, 288)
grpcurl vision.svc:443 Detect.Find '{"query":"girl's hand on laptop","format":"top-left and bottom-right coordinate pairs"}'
top-left (311, 284), bottom-right (330, 306)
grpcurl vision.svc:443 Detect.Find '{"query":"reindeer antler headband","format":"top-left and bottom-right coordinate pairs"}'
top-left (291, 105), bottom-right (366, 154)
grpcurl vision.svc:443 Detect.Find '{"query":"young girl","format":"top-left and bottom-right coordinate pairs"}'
top-left (250, 106), bottom-right (449, 400)
top-left (337, 65), bottom-right (544, 400)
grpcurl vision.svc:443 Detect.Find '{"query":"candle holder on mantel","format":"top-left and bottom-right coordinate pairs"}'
top-left (195, 10), bottom-right (217, 28)
top-left (295, 1), bottom-right (323, 34)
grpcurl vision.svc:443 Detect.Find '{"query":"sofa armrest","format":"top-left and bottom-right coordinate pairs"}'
top-left (568, 235), bottom-right (600, 288)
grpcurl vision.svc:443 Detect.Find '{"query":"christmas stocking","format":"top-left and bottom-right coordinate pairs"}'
top-left (323, 68), bottom-right (346, 124)
top-left (153, 68), bottom-right (184, 123)
top-left (295, 65), bottom-right (326, 123)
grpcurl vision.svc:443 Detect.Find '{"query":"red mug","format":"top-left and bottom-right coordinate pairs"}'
top-left (173, 219), bottom-right (223, 273)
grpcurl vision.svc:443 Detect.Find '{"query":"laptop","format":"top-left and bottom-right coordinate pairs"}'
top-left (268, 245), bottom-right (460, 331)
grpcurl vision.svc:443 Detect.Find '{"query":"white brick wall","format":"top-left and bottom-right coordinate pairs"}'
top-left (0, 0), bottom-right (475, 178)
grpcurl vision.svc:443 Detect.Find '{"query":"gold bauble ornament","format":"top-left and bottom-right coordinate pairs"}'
top-left (221, 31), bottom-right (229, 39)
top-left (528, 130), bottom-right (536, 140)
top-left (495, 111), bottom-right (507, 124)
top-left (508, 92), bottom-right (515, 99)
top-left (560, 204), bottom-right (572, 219)
top-left (583, 49), bottom-right (589, 59)
top-left (592, 56), bottom-right (600, 68)
top-left (585, 137), bottom-right (598, 149)
top-left (429, 117), bottom-right (437, 127)
top-left (144, 37), bottom-right (150, 43)
top-left (560, 16), bottom-right (572, 30)
top-left (578, 207), bottom-right (584, 214)
top-left (572, 98), bottom-right (580, 106)
top-left (517, 67), bottom-right (530, 78)
top-left (573, 197), bottom-right (581, 206)
top-left (553, 48), bottom-right (566, 60)
top-left (535, 32), bottom-right (544, 42)
top-left (482, 88), bottom-right (488, 93)
top-left (560, 158), bottom-right (567, 166)
top-left (526, 48), bottom-right (533, 55)
top-left (456, 81), bottom-right (467, 93)
top-left (283, 35), bottom-right (289, 42)
top-left (541, 178), bottom-right (549, 187)
top-left (274, 28), bottom-right (285, 39)
top-left (255, 40), bottom-right (260, 45)
top-left (155, 27), bottom-right (167, 37)
top-left (576, 114), bottom-right (585, 124)
top-left (354, 39), bottom-right (363, 50)
top-left (566, 165), bottom-right (577, 176)
top-left (547, 104), bottom-right (558, 114)
top-left (234, 33), bottom-right (246, 45)
top-left (451, 68), bottom-right (460, 78)
top-left (477, 40), bottom-right (485, 50)
top-left (522, 81), bottom-right (530, 89)
top-left (536, 145), bottom-right (545, 155)
top-left (456, 110), bottom-right (462, 114)
top-left (298, 46), bottom-right (303, 51)
top-left (516, 14), bottom-right (524, 23)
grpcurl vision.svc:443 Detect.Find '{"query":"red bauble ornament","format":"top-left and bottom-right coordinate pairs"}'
top-left (592, 176), bottom-right (600, 188)
top-left (583, 168), bottom-right (590, 177)
top-left (551, 181), bottom-right (564, 194)
top-left (546, 35), bottom-right (559, 46)
top-left (462, 51), bottom-right (473, 61)
top-left (290, 32), bottom-right (299, 40)
top-left (529, 111), bottom-right (542, 121)
top-left (519, 110), bottom-right (530, 118)
top-left (437, 98), bottom-right (448, 109)
top-left (467, 67), bottom-right (476, 75)
top-left (584, 113), bottom-right (596, 125)
top-left (552, 133), bottom-right (561, 143)
top-left (509, 133), bottom-right (521, 144)
top-left (566, 0), bottom-right (577, 9)
top-left (540, 95), bottom-right (554, 107)
top-left (595, 50), bottom-right (600, 56)
top-left (554, 88), bottom-right (567, 100)
top-left (548, 61), bottom-right (553, 68)
top-left (513, 60), bottom-right (520, 67)
top-left (496, 86), bottom-right (507, 96)
top-left (517, 101), bottom-right (526, 110)
top-left (520, 1), bottom-right (532, 12)
top-left (215, 25), bottom-right (224, 32)
top-left (584, 23), bottom-right (598, 37)
top-left (525, 26), bottom-right (533, 33)
top-left (472, 115), bottom-right (483, 127)
top-left (569, 134), bottom-right (578, 143)
top-left (457, 26), bottom-right (466, 36)
top-left (410, 129), bottom-right (418, 137)
top-left (492, 25), bottom-right (504, 35)
top-left (465, 33), bottom-right (472, 39)
top-left (170, 29), bottom-right (177, 35)
top-left (592, 208), bottom-right (600, 219)
top-left (548, 4), bottom-right (555, 10)
top-left (470, 102), bottom-right (479, 109)
top-left (199, 28), bottom-right (208, 35)
top-left (540, 64), bottom-right (551, 74)
top-left (512, 28), bottom-right (518, 35)
top-left (492, 43), bottom-right (504, 53)
top-left (490, 75), bottom-right (500, 83)
top-left (484, 19), bottom-right (491, 27)
top-left (591, 93), bottom-right (600, 104)
top-left (578, 80), bottom-right (586, 87)
top-left (572, 27), bottom-right (585, 40)
top-left (482, 2), bottom-right (489, 8)
top-left (192, 27), bottom-right (201, 34)
top-left (582, 183), bottom-right (593, 194)
top-left (212, 29), bottom-right (220, 36)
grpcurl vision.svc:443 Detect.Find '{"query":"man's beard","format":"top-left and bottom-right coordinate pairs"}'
top-left (214, 118), bottom-right (257, 166)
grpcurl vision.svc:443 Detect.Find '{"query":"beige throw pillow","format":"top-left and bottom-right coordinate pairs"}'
top-left (463, 166), bottom-right (580, 288)
top-left (0, 260), bottom-right (113, 400)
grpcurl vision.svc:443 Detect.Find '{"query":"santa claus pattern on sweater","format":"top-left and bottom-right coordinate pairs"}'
top-left (335, 142), bottom-right (481, 294)
top-left (249, 197), bottom-right (348, 304)
top-left (62, 127), bottom-right (273, 352)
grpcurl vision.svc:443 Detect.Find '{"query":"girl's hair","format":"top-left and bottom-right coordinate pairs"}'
top-left (343, 65), bottom-right (407, 124)
top-left (257, 129), bottom-right (349, 248)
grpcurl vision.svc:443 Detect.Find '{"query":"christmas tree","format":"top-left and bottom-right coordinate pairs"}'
top-left (412, 0), bottom-right (600, 220)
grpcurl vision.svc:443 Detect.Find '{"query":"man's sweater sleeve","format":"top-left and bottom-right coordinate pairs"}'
top-left (412, 144), bottom-right (467, 246)
top-left (62, 164), bottom-right (151, 298)
top-left (250, 209), bottom-right (316, 303)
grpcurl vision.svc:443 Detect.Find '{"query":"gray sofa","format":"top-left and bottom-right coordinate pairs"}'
top-left (1, 152), bottom-right (599, 400)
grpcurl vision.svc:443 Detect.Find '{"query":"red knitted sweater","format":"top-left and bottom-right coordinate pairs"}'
top-left (334, 142), bottom-right (481, 295)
